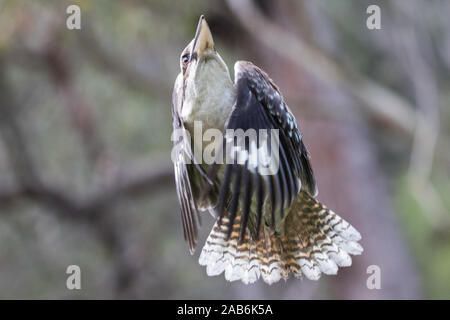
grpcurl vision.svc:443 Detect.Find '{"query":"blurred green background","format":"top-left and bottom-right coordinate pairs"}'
top-left (0, 0), bottom-right (449, 299)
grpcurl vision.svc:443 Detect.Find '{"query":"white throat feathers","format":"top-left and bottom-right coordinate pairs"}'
top-left (181, 55), bottom-right (235, 132)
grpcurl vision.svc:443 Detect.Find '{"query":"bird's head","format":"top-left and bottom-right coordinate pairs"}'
top-left (174, 16), bottom-right (233, 124)
top-left (180, 15), bottom-right (229, 81)
top-left (180, 16), bottom-right (215, 72)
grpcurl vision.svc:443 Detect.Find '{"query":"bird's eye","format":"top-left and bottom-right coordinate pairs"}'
top-left (182, 54), bottom-right (190, 66)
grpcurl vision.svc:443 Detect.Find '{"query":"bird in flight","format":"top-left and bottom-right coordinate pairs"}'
top-left (171, 16), bottom-right (362, 284)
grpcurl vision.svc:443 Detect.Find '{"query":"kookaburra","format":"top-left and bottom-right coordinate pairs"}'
top-left (172, 16), bottom-right (362, 284)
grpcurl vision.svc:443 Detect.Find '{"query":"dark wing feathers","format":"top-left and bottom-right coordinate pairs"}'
top-left (215, 61), bottom-right (316, 240)
top-left (240, 160), bottom-right (252, 241)
top-left (238, 61), bottom-right (316, 195)
top-left (172, 90), bottom-right (200, 254)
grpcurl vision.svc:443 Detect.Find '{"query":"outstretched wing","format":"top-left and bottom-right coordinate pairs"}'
top-left (215, 61), bottom-right (316, 239)
top-left (172, 76), bottom-right (200, 254)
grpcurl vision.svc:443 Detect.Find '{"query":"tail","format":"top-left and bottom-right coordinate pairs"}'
top-left (198, 191), bottom-right (363, 284)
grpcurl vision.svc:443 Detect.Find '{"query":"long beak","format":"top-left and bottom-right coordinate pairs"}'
top-left (191, 15), bottom-right (214, 60)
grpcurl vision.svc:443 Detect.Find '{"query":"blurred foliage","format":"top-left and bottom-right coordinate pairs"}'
top-left (396, 176), bottom-right (450, 299)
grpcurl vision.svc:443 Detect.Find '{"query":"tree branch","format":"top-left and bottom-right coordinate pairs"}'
top-left (0, 166), bottom-right (174, 219)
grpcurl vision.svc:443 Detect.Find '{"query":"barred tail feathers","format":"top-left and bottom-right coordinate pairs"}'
top-left (198, 191), bottom-right (363, 284)
top-left (199, 216), bottom-right (288, 284)
top-left (281, 191), bottom-right (363, 281)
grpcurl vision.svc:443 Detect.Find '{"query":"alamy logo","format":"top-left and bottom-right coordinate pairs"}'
top-left (66, 5), bottom-right (81, 30)
top-left (66, 265), bottom-right (81, 290)
top-left (366, 265), bottom-right (381, 289)
top-left (366, 5), bottom-right (381, 30)
top-left (171, 121), bottom-right (280, 176)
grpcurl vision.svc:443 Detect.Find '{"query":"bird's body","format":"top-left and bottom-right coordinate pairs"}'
top-left (172, 16), bottom-right (362, 284)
